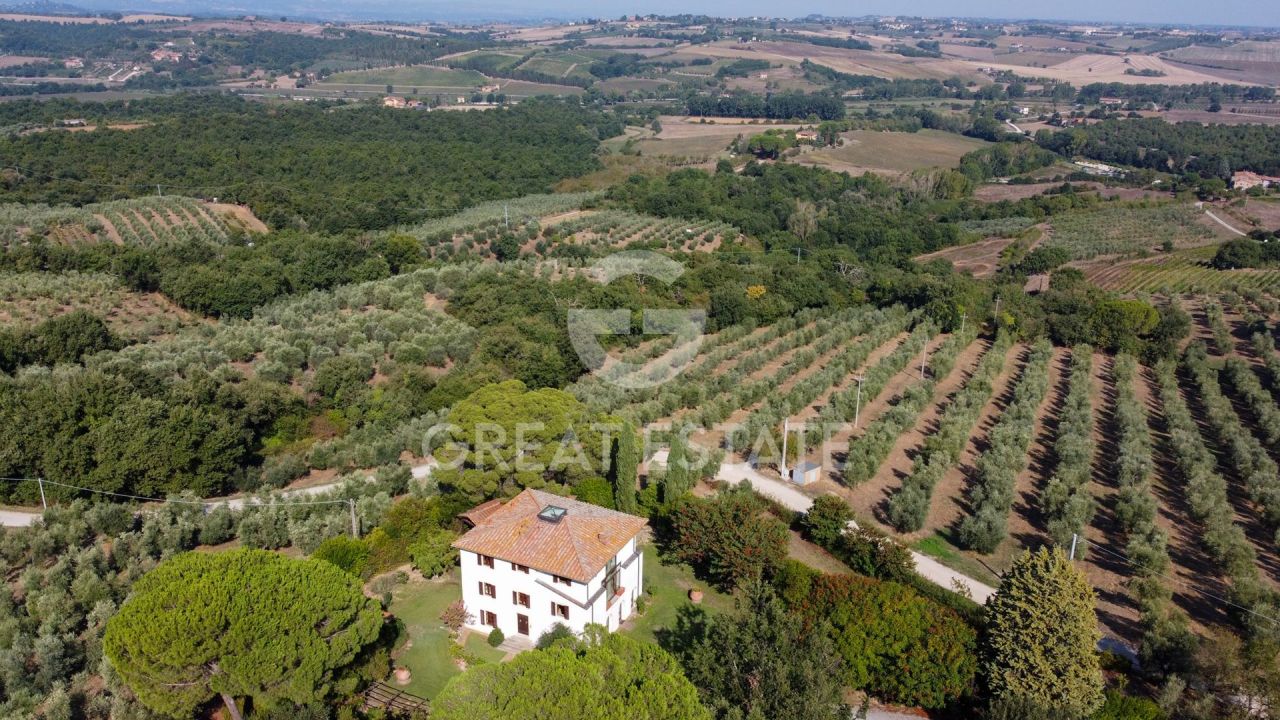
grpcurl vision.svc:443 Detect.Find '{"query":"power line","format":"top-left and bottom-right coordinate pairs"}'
top-left (0, 476), bottom-right (355, 509)
top-left (1076, 537), bottom-right (1280, 629)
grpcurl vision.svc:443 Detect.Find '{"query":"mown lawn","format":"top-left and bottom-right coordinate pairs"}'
top-left (623, 544), bottom-right (735, 646)
top-left (386, 571), bottom-right (503, 699)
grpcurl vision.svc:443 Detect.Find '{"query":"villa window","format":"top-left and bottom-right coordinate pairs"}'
top-left (551, 602), bottom-right (569, 620)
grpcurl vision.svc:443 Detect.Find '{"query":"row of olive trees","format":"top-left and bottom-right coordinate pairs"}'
top-left (1153, 359), bottom-right (1280, 643)
top-left (1110, 355), bottom-right (1195, 675)
top-left (1255, 330), bottom-right (1280, 395)
top-left (812, 320), bottom-right (936, 433)
top-left (699, 307), bottom-right (908, 437)
top-left (957, 339), bottom-right (1055, 554)
top-left (0, 472), bottom-right (400, 720)
top-left (727, 308), bottom-right (917, 456)
top-left (1183, 344), bottom-right (1280, 531)
top-left (1222, 357), bottom-right (1280, 446)
top-left (887, 332), bottom-right (1015, 532)
top-left (841, 327), bottom-right (975, 485)
top-left (573, 305), bottom-right (870, 425)
top-left (1040, 347), bottom-right (1096, 549)
top-left (1202, 299), bottom-right (1234, 356)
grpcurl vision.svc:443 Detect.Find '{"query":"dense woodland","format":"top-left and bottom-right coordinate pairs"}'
top-left (0, 94), bottom-right (620, 232)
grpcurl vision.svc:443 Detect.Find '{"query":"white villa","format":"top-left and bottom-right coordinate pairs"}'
top-left (453, 489), bottom-right (647, 643)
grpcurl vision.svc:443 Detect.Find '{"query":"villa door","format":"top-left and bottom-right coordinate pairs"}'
top-left (517, 614), bottom-right (529, 636)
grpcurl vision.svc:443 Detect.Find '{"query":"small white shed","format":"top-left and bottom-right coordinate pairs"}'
top-left (790, 461), bottom-right (821, 486)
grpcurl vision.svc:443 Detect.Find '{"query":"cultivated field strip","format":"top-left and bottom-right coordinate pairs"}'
top-left (0, 196), bottom-right (247, 248)
top-left (957, 339), bottom-right (1055, 554)
top-left (1105, 355), bottom-right (1187, 644)
top-left (887, 332), bottom-right (1016, 533)
top-left (840, 327), bottom-right (976, 486)
top-left (1154, 359), bottom-right (1280, 628)
top-left (1041, 347), bottom-right (1097, 548)
top-left (717, 310), bottom-right (918, 446)
top-left (1085, 255), bottom-right (1280, 295)
top-left (1182, 344), bottom-right (1280, 533)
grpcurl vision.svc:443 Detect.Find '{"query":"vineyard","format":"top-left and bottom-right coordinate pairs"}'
top-left (563, 291), bottom-right (1280, 646)
top-left (0, 196), bottom-right (265, 247)
top-left (1083, 248), bottom-right (1280, 295)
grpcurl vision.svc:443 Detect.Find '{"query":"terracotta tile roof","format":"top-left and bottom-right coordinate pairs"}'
top-left (458, 498), bottom-right (503, 527)
top-left (452, 489), bottom-right (647, 583)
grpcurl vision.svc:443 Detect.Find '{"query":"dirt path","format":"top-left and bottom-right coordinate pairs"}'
top-left (810, 333), bottom-right (947, 484)
top-left (917, 342), bottom-right (1027, 540)
top-left (847, 336), bottom-right (991, 529)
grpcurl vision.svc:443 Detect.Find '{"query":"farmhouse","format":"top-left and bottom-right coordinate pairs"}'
top-left (479, 83), bottom-right (501, 94)
top-left (1232, 171), bottom-right (1280, 191)
top-left (454, 489), bottom-right (647, 643)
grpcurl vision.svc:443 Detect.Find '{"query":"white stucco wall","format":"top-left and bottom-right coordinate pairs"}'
top-left (458, 537), bottom-right (643, 643)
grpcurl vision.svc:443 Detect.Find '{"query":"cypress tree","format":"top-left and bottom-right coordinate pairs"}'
top-left (980, 547), bottom-right (1104, 719)
top-left (612, 421), bottom-right (640, 514)
top-left (664, 427), bottom-right (691, 502)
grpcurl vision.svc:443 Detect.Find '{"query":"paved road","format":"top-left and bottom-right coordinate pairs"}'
top-left (716, 461), bottom-right (997, 603)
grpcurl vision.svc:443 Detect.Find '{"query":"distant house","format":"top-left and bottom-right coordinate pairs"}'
top-left (64, 57), bottom-right (84, 69)
top-left (454, 489), bottom-right (647, 643)
top-left (58, 119), bottom-right (88, 127)
top-left (479, 83), bottom-right (501, 94)
top-left (796, 129), bottom-right (818, 141)
top-left (1099, 97), bottom-right (1125, 107)
top-left (1232, 171), bottom-right (1280, 191)
top-left (383, 95), bottom-right (408, 108)
top-left (150, 48), bottom-right (183, 63)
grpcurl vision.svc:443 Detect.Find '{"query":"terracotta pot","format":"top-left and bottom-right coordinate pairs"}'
top-left (689, 589), bottom-right (703, 604)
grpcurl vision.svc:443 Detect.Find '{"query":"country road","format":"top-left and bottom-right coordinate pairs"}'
top-left (1199, 203), bottom-right (1248, 237)
top-left (0, 459), bottom-right (443, 527)
top-left (714, 460), bottom-right (997, 603)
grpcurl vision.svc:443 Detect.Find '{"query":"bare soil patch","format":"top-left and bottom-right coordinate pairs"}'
top-left (915, 237), bottom-right (1017, 279)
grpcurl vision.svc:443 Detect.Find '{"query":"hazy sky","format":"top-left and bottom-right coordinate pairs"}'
top-left (368, 0), bottom-right (1278, 26)
top-left (71, 0), bottom-right (1280, 27)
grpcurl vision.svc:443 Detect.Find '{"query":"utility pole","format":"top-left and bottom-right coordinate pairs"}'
top-left (853, 375), bottom-right (865, 429)
top-left (920, 345), bottom-right (927, 379)
top-left (504, 203), bottom-right (510, 228)
top-left (795, 247), bottom-right (802, 264)
top-left (349, 499), bottom-right (360, 539)
top-left (37, 477), bottom-right (46, 511)
top-left (1069, 533), bottom-right (1078, 561)
top-left (156, 183), bottom-right (162, 197)
top-left (993, 296), bottom-right (1002, 322)
top-left (780, 418), bottom-right (789, 478)
top-left (959, 311), bottom-right (966, 337)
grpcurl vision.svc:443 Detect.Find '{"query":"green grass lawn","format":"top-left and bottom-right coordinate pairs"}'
top-left (912, 532), bottom-right (1003, 586)
top-left (387, 571), bottom-right (486, 699)
top-left (623, 544), bottom-right (735, 646)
